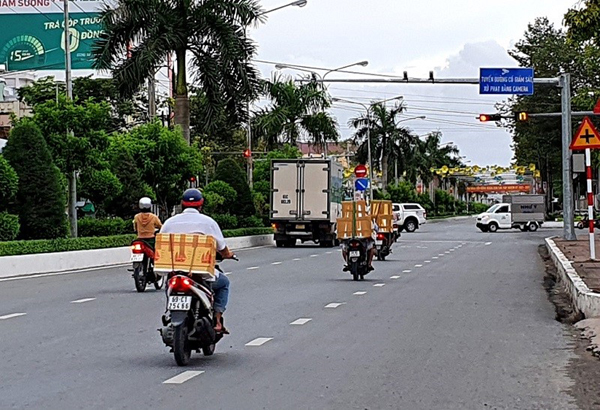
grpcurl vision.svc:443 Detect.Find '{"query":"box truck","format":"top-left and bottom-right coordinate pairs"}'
top-left (476, 194), bottom-right (545, 232)
top-left (270, 159), bottom-right (343, 247)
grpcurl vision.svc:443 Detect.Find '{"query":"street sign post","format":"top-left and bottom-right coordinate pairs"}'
top-left (355, 178), bottom-right (369, 192)
top-left (354, 164), bottom-right (368, 178)
top-left (570, 116), bottom-right (600, 260)
top-left (479, 68), bottom-right (534, 95)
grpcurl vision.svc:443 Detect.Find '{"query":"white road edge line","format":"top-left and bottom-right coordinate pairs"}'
top-left (325, 302), bottom-right (345, 309)
top-left (0, 313), bottom-right (26, 320)
top-left (290, 318), bottom-right (312, 325)
top-left (163, 371), bottom-right (205, 384)
top-left (70, 298), bottom-right (96, 304)
top-left (246, 337), bottom-right (273, 347)
top-left (353, 291), bottom-right (367, 295)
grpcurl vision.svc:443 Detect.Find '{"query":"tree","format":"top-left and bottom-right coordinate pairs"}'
top-left (0, 156), bottom-right (19, 241)
top-left (203, 181), bottom-right (237, 214)
top-left (3, 121), bottom-right (68, 239)
top-left (405, 132), bottom-right (459, 186)
top-left (78, 168), bottom-right (123, 216)
top-left (349, 102), bottom-right (410, 190)
top-left (253, 75), bottom-right (340, 149)
top-left (215, 158), bottom-right (255, 217)
top-left (93, 0), bottom-right (262, 144)
top-left (252, 144), bottom-right (302, 199)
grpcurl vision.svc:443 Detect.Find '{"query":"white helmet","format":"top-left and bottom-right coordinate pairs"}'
top-left (139, 197), bottom-right (152, 210)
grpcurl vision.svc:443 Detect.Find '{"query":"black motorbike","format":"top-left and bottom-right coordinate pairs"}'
top-left (159, 254), bottom-right (237, 366)
top-left (344, 238), bottom-right (370, 281)
top-left (129, 239), bottom-right (164, 292)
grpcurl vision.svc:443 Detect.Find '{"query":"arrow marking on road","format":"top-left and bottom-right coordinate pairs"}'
top-left (163, 371), bottom-right (205, 384)
top-left (246, 337), bottom-right (273, 346)
top-left (71, 298), bottom-right (96, 304)
top-left (0, 313), bottom-right (26, 320)
top-left (353, 291), bottom-right (367, 295)
top-left (290, 318), bottom-right (312, 325)
top-left (325, 302), bottom-right (345, 309)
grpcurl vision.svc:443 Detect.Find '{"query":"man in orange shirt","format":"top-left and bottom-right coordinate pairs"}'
top-left (133, 197), bottom-right (162, 248)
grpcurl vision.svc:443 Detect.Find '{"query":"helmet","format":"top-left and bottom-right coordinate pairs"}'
top-left (182, 188), bottom-right (204, 208)
top-left (139, 197), bottom-right (152, 210)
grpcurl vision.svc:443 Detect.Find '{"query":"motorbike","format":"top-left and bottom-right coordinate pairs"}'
top-left (577, 214), bottom-right (600, 229)
top-left (392, 223), bottom-right (401, 242)
top-left (159, 254), bottom-right (237, 366)
top-left (129, 238), bottom-right (164, 292)
top-left (344, 238), bottom-right (370, 281)
top-left (375, 232), bottom-right (393, 261)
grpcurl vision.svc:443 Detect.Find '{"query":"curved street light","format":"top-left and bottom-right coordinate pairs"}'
top-left (260, 0), bottom-right (308, 15)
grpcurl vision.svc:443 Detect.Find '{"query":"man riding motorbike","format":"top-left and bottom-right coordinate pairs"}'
top-left (342, 218), bottom-right (378, 272)
top-left (160, 189), bottom-right (235, 333)
top-left (133, 197), bottom-right (162, 248)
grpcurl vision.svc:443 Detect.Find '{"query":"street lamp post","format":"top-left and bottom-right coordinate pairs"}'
top-left (245, 0), bottom-right (308, 188)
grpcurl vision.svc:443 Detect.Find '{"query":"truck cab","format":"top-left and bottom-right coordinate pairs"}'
top-left (476, 203), bottom-right (512, 232)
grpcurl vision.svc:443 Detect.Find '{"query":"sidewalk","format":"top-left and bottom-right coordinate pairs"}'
top-left (554, 236), bottom-right (600, 293)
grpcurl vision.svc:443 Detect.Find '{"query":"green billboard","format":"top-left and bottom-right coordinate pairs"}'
top-left (0, 12), bottom-right (103, 71)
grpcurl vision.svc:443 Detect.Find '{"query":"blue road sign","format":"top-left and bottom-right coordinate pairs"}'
top-left (480, 68), bottom-right (534, 95)
top-left (355, 178), bottom-right (370, 191)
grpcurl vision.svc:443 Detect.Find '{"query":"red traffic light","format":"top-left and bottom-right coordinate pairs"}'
top-left (243, 149), bottom-right (251, 158)
top-left (479, 114), bottom-right (502, 122)
top-left (189, 176), bottom-right (196, 182)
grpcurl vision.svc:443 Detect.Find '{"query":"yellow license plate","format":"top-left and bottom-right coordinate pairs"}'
top-left (296, 224), bottom-right (306, 230)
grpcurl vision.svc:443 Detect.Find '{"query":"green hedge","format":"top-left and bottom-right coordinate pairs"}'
top-left (0, 227), bottom-right (274, 256)
top-left (78, 217), bottom-right (132, 237)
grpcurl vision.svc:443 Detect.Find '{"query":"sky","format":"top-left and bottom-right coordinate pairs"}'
top-left (251, 0), bottom-right (577, 166)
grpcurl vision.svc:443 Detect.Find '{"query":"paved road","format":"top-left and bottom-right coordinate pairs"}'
top-left (0, 219), bottom-right (579, 409)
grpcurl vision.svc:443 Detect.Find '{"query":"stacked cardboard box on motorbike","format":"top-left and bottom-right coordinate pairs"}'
top-left (337, 201), bottom-right (372, 239)
top-left (371, 200), bottom-right (393, 233)
top-left (154, 233), bottom-right (217, 277)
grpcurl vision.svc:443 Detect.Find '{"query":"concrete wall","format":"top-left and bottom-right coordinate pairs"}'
top-left (0, 234), bottom-right (274, 280)
top-left (546, 237), bottom-right (600, 318)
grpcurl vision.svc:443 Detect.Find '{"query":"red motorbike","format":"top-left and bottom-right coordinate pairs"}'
top-left (130, 239), bottom-right (165, 292)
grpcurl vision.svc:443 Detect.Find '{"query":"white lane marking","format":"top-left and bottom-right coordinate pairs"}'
top-left (485, 242), bottom-right (492, 246)
top-left (326, 251), bottom-right (333, 254)
top-left (0, 313), bottom-right (26, 320)
top-left (403, 270), bottom-right (411, 273)
top-left (438, 254), bottom-right (445, 256)
top-left (247, 266), bottom-right (259, 270)
top-left (290, 318), bottom-right (312, 325)
top-left (70, 298), bottom-right (96, 304)
top-left (310, 254), bottom-right (318, 258)
top-left (432, 257), bottom-right (438, 259)
top-left (373, 283), bottom-right (385, 287)
top-left (353, 291), bottom-right (367, 295)
top-left (271, 262), bottom-right (282, 265)
top-left (445, 251), bottom-right (450, 254)
top-left (449, 249), bottom-right (455, 252)
top-left (424, 260), bottom-right (431, 263)
top-left (415, 264), bottom-right (423, 268)
top-left (246, 337), bottom-right (273, 347)
top-left (163, 371), bottom-right (204, 384)
top-left (293, 258), bottom-right (301, 261)
top-left (325, 302), bottom-right (345, 309)
top-left (390, 275), bottom-right (401, 279)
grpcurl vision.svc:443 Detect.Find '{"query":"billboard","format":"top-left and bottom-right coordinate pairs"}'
top-left (467, 184), bottom-right (531, 194)
top-left (0, 1), bottom-right (109, 71)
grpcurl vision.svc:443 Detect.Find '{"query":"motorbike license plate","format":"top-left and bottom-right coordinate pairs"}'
top-left (296, 224), bottom-right (305, 230)
top-left (349, 251), bottom-right (360, 257)
top-left (168, 296), bottom-right (192, 311)
top-left (130, 253), bottom-right (144, 262)
top-left (375, 240), bottom-right (383, 245)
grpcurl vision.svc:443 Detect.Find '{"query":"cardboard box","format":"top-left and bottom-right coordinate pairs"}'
top-left (337, 217), bottom-right (372, 239)
top-left (341, 200), bottom-right (368, 219)
top-left (154, 233), bottom-right (217, 277)
top-left (376, 215), bottom-right (394, 233)
top-left (371, 200), bottom-right (393, 217)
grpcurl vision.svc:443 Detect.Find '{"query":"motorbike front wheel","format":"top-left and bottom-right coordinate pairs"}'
top-left (154, 272), bottom-right (165, 290)
top-left (173, 323), bottom-right (192, 366)
top-left (202, 343), bottom-right (215, 356)
top-left (133, 263), bottom-right (147, 293)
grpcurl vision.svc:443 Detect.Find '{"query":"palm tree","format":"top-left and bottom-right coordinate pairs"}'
top-left (253, 74), bottom-right (340, 149)
top-left (93, 0), bottom-right (262, 144)
top-left (349, 102), bottom-right (412, 189)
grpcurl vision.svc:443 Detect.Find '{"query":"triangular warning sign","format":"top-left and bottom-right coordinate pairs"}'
top-left (570, 117), bottom-right (600, 150)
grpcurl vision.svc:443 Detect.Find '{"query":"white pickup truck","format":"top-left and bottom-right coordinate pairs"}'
top-left (392, 203), bottom-right (427, 233)
top-left (476, 195), bottom-right (545, 233)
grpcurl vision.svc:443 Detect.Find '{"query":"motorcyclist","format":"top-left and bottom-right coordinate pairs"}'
top-left (133, 197), bottom-right (162, 248)
top-left (160, 189), bottom-right (235, 334)
top-left (342, 218), bottom-right (378, 272)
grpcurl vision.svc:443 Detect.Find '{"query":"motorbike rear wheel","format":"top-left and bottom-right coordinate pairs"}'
top-left (202, 343), bottom-right (215, 356)
top-left (133, 263), bottom-right (147, 293)
top-left (173, 323), bottom-right (192, 366)
top-left (154, 273), bottom-right (165, 290)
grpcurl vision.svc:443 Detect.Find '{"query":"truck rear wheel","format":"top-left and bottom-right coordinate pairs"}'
top-left (276, 240), bottom-right (285, 248)
top-left (528, 222), bottom-right (538, 232)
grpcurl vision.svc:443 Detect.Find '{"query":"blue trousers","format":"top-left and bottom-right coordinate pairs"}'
top-left (212, 273), bottom-right (230, 313)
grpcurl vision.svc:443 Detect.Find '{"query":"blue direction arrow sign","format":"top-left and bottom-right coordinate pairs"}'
top-left (355, 178), bottom-right (370, 191)
top-left (480, 68), bottom-right (534, 95)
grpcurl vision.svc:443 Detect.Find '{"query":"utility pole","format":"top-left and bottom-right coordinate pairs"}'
top-left (560, 73), bottom-right (576, 240)
top-left (64, 0), bottom-right (77, 238)
top-left (148, 76), bottom-right (156, 120)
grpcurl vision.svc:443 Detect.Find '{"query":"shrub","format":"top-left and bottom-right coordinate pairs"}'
top-left (416, 193), bottom-right (434, 213)
top-left (0, 212), bottom-right (20, 241)
top-left (0, 234), bottom-right (136, 256)
top-left (3, 120), bottom-right (68, 239)
top-left (79, 168), bottom-right (122, 212)
top-left (203, 192), bottom-right (225, 216)
top-left (212, 213), bottom-right (238, 230)
top-left (471, 202), bottom-right (489, 214)
top-left (78, 217), bottom-right (132, 237)
top-left (215, 158), bottom-right (255, 217)
top-left (239, 215), bottom-right (264, 228)
top-left (388, 181), bottom-right (417, 203)
top-left (0, 155), bottom-right (18, 208)
top-left (222, 227), bottom-right (273, 238)
top-left (253, 180), bottom-right (270, 201)
top-left (203, 180), bottom-right (237, 214)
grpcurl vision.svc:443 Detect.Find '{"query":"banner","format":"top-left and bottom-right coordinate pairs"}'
top-left (467, 184), bottom-right (531, 194)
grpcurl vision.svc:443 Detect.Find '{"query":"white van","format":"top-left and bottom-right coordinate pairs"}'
top-left (392, 203), bottom-right (427, 232)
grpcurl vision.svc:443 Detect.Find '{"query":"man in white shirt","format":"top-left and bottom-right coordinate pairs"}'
top-left (160, 189), bottom-right (235, 333)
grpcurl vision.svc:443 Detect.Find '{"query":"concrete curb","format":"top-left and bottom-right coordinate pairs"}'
top-left (0, 234), bottom-right (274, 280)
top-left (545, 237), bottom-right (600, 318)
top-left (428, 216), bottom-right (471, 223)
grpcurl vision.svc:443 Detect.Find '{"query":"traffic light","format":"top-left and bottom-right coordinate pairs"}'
top-left (478, 114), bottom-right (502, 122)
top-left (243, 149), bottom-right (251, 158)
top-left (517, 112), bottom-right (529, 121)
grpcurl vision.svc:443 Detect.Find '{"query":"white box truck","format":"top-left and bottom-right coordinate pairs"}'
top-left (476, 194), bottom-right (545, 232)
top-left (270, 159), bottom-right (343, 247)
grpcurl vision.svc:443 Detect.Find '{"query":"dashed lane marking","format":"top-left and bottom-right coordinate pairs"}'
top-left (485, 242), bottom-right (492, 246)
top-left (271, 262), bottom-right (282, 265)
top-left (246, 337), bottom-right (273, 347)
top-left (403, 270), bottom-right (411, 273)
top-left (424, 260), bottom-right (431, 263)
top-left (373, 283), bottom-right (385, 287)
top-left (325, 302), bottom-right (345, 309)
top-left (390, 276), bottom-right (401, 279)
top-left (353, 291), bottom-right (367, 295)
top-left (290, 318), bottom-right (312, 325)
top-left (0, 313), bottom-right (26, 320)
top-left (326, 251), bottom-right (333, 254)
top-left (415, 264), bottom-right (423, 268)
top-left (432, 257), bottom-right (438, 259)
top-left (247, 267), bottom-right (259, 270)
top-left (163, 371), bottom-right (204, 384)
top-left (293, 258), bottom-right (301, 261)
top-left (70, 298), bottom-right (96, 304)
top-left (445, 251), bottom-right (451, 254)
top-left (310, 254), bottom-right (318, 258)
top-left (438, 254), bottom-right (445, 256)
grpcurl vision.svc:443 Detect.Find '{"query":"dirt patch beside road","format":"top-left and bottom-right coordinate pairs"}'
top-left (554, 238), bottom-right (600, 292)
